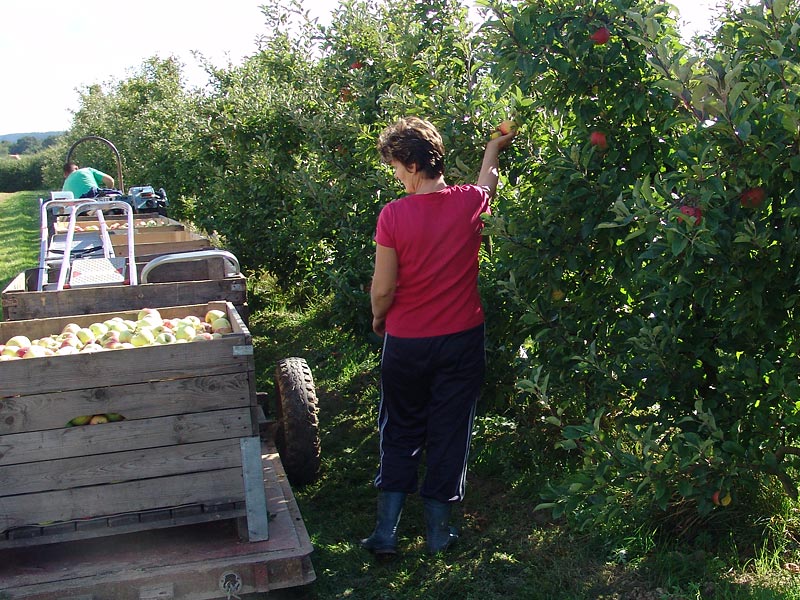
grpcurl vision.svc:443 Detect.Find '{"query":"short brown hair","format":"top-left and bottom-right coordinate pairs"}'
top-left (377, 117), bottom-right (445, 179)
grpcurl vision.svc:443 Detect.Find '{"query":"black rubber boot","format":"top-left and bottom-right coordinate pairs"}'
top-left (423, 497), bottom-right (459, 554)
top-left (360, 491), bottom-right (406, 556)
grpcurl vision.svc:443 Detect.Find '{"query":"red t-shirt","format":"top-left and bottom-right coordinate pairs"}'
top-left (374, 184), bottom-right (490, 338)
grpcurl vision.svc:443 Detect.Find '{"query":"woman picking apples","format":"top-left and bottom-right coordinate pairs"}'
top-left (361, 117), bottom-right (515, 557)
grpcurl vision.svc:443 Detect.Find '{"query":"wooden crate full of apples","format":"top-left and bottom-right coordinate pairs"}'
top-left (0, 301), bottom-right (261, 548)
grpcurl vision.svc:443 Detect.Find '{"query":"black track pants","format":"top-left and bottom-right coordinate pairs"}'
top-left (374, 324), bottom-right (485, 503)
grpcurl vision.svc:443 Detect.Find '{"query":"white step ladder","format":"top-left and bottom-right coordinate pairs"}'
top-left (37, 197), bottom-right (138, 291)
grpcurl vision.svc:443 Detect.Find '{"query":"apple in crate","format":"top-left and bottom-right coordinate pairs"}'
top-left (204, 309), bottom-right (226, 324)
top-left (210, 317), bottom-right (232, 334)
top-left (61, 323), bottom-right (81, 336)
top-left (155, 332), bottom-right (177, 345)
top-left (174, 324), bottom-right (197, 341)
top-left (76, 328), bottom-right (96, 345)
top-left (89, 322), bottom-right (109, 338)
top-left (5, 335), bottom-right (32, 349)
top-left (138, 308), bottom-right (162, 321)
top-left (22, 346), bottom-right (49, 359)
top-left (131, 328), bottom-right (156, 347)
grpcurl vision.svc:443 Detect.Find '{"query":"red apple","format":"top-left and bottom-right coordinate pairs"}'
top-left (350, 60), bottom-right (363, 69)
top-left (740, 187), bottom-right (766, 208)
top-left (678, 205), bottom-right (702, 225)
top-left (589, 131), bottom-right (608, 150)
top-left (712, 490), bottom-right (721, 506)
top-left (590, 26), bottom-right (610, 45)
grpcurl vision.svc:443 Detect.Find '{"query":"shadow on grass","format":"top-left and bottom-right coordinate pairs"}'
top-left (243, 288), bottom-right (800, 600)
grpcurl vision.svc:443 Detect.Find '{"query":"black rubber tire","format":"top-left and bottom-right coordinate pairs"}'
top-left (274, 357), bottom-right (321, 486)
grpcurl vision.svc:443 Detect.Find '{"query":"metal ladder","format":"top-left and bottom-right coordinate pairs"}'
top-left (37, 198), bottom-right (138, 291)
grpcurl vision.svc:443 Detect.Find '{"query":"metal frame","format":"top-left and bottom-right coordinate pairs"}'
top-left (37, 199), bottom-right (137, 291)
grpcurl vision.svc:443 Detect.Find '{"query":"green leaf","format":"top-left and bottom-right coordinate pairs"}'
top-left (671, 236), bottom-right (689, 256)
top-left (563, 426), bottom-right (586, 440)
top-left (772, 0), bottom-right (789, 19)
top-left (678, 480), bottom-right (695, 498)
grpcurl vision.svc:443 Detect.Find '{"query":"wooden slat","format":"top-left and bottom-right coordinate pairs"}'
top-left (0, 302), bottom-right (230, 340)
top-left (1, 275), bottom-right (247, 322)
top-left (111, 230), bottom-right (205, 244)
top-left (113, 239), bottom-right (213, 256)
top-left (0, 439), bottom-right (316, 592)
top-left (0, 372), bottom-right (251, 434)
top-left (0, 408), bottom-right (253, 466)
top-left (0, 438), bottom-right (243, 496)
top-left (0, 336), bottom-right (252, 398)
top-left (0, 467), bottom-right (245, 531)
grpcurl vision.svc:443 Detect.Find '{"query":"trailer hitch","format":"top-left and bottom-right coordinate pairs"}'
top-left (219, 571), bottom-right (243, 600)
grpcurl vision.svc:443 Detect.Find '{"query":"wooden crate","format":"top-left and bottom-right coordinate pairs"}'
top-left (110, 230), bottom-right (207, 244)
top-left (53, 214), bottom-right (184, 234)
top-left (2, 268), bottom-right (248, 323)
top-left (0, 301), bottom-right (263, 548)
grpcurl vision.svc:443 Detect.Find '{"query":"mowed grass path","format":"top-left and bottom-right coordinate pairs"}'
top-left (0, 191), bottom-right (42, 300)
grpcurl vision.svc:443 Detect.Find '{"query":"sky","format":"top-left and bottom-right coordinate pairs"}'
top-left (0, 0), bottom-right (720, 136)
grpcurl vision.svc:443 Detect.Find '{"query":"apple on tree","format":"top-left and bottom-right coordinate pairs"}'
top-left (740, 187), bottom-right (766, 208)
top-left (590, 131), bottom-right (608, 150)
top-left (490, 120), bottom-right (517, 140)
top-left (590, 26), bottom-right (610, 45)
top-left (678, 205), bottom-right (703, 225)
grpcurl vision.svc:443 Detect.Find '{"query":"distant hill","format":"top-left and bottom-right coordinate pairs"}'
top-left (0, 131), bottom-right (64, 143)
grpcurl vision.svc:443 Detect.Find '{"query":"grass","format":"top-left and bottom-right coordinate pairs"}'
top-left (247, 291), bottom-right (800, 600)
top-left (0, 191), bottom-right (42, 298)
top-left (2, 190), bottom-right (800, 599)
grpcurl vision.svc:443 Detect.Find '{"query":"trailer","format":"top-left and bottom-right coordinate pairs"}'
top-left (0, 181), bottom-right (320, 598)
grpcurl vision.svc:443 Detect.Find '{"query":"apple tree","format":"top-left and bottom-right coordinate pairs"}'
top-left (181, 0), bottom-right (511, 329)
top-left (478, 0), bottom-right (800, 528)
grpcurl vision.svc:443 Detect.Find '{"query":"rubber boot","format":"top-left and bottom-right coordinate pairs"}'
top-left (423, 497), bottom-right (459, 554)
top-left (360, 491), bottom-right (406, 556)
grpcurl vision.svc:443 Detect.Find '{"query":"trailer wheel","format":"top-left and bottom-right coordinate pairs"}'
top-left (274, 357), bottom-right (321, 486)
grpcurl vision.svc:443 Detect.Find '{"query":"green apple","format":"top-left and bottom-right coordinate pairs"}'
top-left (205, 309), bottom-right (227, 324)
top-left (184, 315), bottom-right (202, 326)
top-left (89, 322), bottom-right (109, 338)
top-left (2, 345), bottom-right (21, 356)
top-left (118, 329), bottom-right (134, 344)
top-left (105, 319), bottom-right (129, 333)
top-left (6, 335), bottom-right (31, 348)
top-left (210, 317), bottom-right (232, 334)
top-left (155, 332), bottom-right (177, 344)
top-left (137, 308), bottom-right (162, 322)
top-left (131, 328), bottom-right (155, 347)
top-left (76, 328), bottom-right (96, 345)
top-left (80, 343), bottom-right (104, 353)
top-left (174, 324), bottom-right (196, 341)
